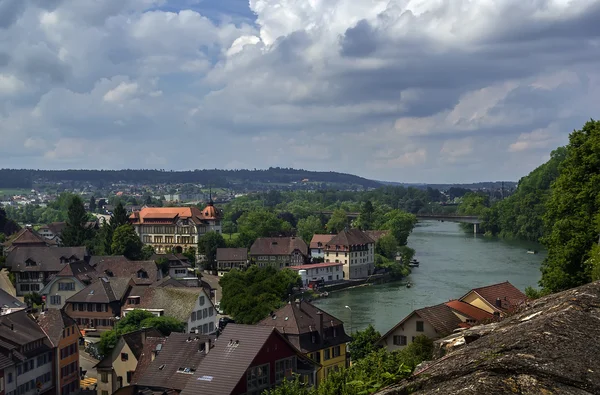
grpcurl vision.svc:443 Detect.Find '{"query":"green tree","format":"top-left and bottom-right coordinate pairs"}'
top-left (198, 231), bottom-right (226, 270)
top-left (379, 210), bottom-right (417, 246)
top-left (141, 245), bottom-right (155, 260)
top-left (541, 120), bottom-right (600, 292)
top-left (296, 215), bottom-right (323, 243)
top-left (219, 266), bottom-right (301, 324)
top-left (183, 247), bottom-right (197, 267)
top-left (357, 200), bottom-right (375, 230)
top-left (61, 196), bottom-right (92, 246)
top-left (348, 324), bottom-right (381, 361)
top-left (111, 224), bottom-right (144, 260)
top-left (103, 202), bottom-right (132, 255)
top-left (236, 210), bottom-right (292, 248)
top-left (375, 233), bottom-right (398, 260)
top-left (24, 292), bottom-right (43, 307)
top-left (89, 196), bottom-right (97, 212)
top-left (326, 209), bottom-right (348, 233)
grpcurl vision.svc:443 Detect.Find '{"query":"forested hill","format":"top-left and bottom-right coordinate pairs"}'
top-left (0, 168), bottom-right (382, 190)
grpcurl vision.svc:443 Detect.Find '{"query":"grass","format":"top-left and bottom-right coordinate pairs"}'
top-left (0, 188), bottom-right (31, 196)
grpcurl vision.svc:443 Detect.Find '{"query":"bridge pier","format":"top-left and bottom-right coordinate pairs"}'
top-left (473, 223), bottom-right (480, 234)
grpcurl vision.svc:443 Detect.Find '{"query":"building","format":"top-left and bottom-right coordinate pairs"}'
top-left (128, 332), bottom-right (214, 394)
top-left (1, 228), bottom-right (55, 256)
top-left (150, 254), bottom-right (194, 280)
top-left (39, 261), bottom-right (97, 309)
top-left (377, 300), bottom-right (493, 352)
top-left (122, 286), bottom-right (217, 334)
top-left (459, 281), bottom-right (527, 316)
top-left (37, 221), bottom-right (99, 245)
top-left (5, 247), bottom-right (89, 296)
top-left (95, 259), bottom-right (162, 286)
top-left (215, 248), bottom-right (248, 276)
top-left (128, 336), bottom-right (167, 385)
top-left (64, 277), bottom-right (133, 331)
top-left (0, 289), bottom-right (25, 315)
top-left (37, 310), bottom-right (81, 395)
top-left (257, 300), bottom-right (350, 385)
top-left (179, 325), bottom-right (319, 395)
top-left (289, 262), bottom-right (344, 287)
top-left (95, 328), bottom-right (163, 395)
top-left (129, 203), bottom-right (222, 255)
top-left (0, 310), bottom-right (55, 395)
top-left (323, 229), bottom-right (374, 279)
top-left (309, 235), bottom-right (334, 260)
top-left (249, 237), bottom-right (309, 269)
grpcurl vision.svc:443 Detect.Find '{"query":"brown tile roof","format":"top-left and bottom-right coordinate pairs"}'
top-left (257, 300), bottom-right (351, 353)
top-left (151, 276), bottom-right (190, 288)
top-left (96, 260), bottom-right (159, 285)
top-left (129, 206), bottom-right (221, 225)
top-left (89, 255), bottom-right (131, 267)
top-left (136, 332), bottom-right (211, 391)
top-left (6, 246), bottom-right (88, 272)
top-left (5, 228), bottom-right (49, 246)
top-left (37, 309), bottom-right (78, 347)
top-left (309, 234), bottom-right (335, 249)
top-left (55, 260), bottom-right (97, 283)
top-left (131, 336), bottom-right (168, 384)
top-left (325, 229), bottom-right (374, 250)
top-left (216, 248), bottom-right (247, 262)
top-left (364, 230), bottom-right (389, 243)
top-left (66, 277), bottom-right (131, 304)
top-left (122, 328), bottom-right (163, 360)
top-left (444, 300), bottom-right (494, 322)
top-left (133, 287), bottom-right (209, 322)
top-left (249, 237), bottom-right (308, 257)
top-left (415, 303), bottom-right (463, 335)
top-left (461, 281), bottom-right (528, 313)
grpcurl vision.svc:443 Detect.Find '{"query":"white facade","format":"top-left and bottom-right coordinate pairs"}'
top-left (324, 243), bottom-right (374, 279)
top-left (5, 351), bottom-right (54, 395)
top-left (291, 263), bottom-right (344, 286)
top-left (377, 312), bottom-right (438, 352)
top-left (187, 290), bottom-right (218, 335)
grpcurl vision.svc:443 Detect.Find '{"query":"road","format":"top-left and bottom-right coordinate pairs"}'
top-left (79, 351), bottom-right (98, 389)
top-left (0, 269), bottom-right (16, 297)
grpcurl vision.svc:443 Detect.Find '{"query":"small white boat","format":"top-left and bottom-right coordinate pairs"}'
top-left (527, 250), bottom-right (538, 254)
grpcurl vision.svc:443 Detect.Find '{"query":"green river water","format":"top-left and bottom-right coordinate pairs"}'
top-left (313, 221), bottom-right (545, 334)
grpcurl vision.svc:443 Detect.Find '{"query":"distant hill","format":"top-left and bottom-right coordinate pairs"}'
top-left (376, 180), bottom-right (518, 190)
top-left (0, 168), bottom-right (382, 190)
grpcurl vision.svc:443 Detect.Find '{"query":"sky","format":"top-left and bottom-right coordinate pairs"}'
top-left (1, 0), bottom-right (599, 183)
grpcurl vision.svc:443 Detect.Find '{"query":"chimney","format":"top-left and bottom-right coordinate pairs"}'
top-left (316, 311), bottom-right (323, 344)
top-left (495, 298), bottom-right (502, 308)
top-left (141, 329), bottom-right (146, 344)
top-left (204, 339), bottom-right (210, 354)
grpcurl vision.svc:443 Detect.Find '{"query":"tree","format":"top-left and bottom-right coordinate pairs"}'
top-left (102, 202), bottom-right (131, 254)
top-left (141, 245), bottom-right (155, 260)
top-left (541, 120), bottom-right (600, 292)
top-left (219, 266), bottom-right (301, 324)
top-left (348, 324), bottom-right (381, 361)
top-left (358, 200), bottom-right (375, 230)
top-left (375, 233), bottom-right (398, 260)
top-left (326, 209), bottom-right (348, 233)
top-left (111, 202), bottom-right (129, 228)
top-left (198, 232), bottom-right (226, 270)
top-left (61, 196), bottom-right (92, 246)
top-left (183, 247), bottom-right (197, 267)
top-left (379, 210), bottom-right (417, 246)
top-left (236, 210), bottom-right (292, 248)
top-left (24, 292), bottom-right (43, 307)
top-left (89, 196), bottom-right (97, 212)
top-left (296, 215), bottom-right (323, 243)
top-left (0, 207), bottom-right (20, 237)
top-left (111, 224), bottom-right (144, 260)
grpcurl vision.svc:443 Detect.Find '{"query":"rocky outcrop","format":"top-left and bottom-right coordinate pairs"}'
top-left (378, 281), bottom-right (600, 395)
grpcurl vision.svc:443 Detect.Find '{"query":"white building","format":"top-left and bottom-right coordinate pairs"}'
top-left (323, 229), bottom-right (375, 279)
top-left (290, 262), bottom-right (344, 286)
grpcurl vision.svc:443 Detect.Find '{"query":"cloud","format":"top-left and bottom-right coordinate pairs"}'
top-left (0, 0), bottom-right (599, 183)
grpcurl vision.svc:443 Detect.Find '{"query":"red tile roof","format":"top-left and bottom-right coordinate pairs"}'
top-left (309, 234), bottom-right (334, 249)
top-left (129, 206), bottom-right (221, 225)
top-left (461, 281), bottom-right (528, 312)
top-left (444, 300), bottom-right (493, 321)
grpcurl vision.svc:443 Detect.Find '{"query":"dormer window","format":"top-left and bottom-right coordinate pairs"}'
top-left (25, 259), bottom-right (37, 267)
top-left (137, 270), bottom-right (148, 279)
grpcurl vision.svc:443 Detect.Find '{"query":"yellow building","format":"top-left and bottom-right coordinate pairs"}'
top-left (129, 203), bottom-right (222, 256)
top-left (257, 300), bottom-right (351, 386)
top-left (458, 281), bottom-right (528, 316)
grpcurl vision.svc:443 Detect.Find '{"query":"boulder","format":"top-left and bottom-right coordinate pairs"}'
top-left (377, 281), bottom-right (600, 395)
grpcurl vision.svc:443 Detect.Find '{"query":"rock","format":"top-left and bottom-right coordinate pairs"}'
top-left (377, 281), bottom-right (600, 395)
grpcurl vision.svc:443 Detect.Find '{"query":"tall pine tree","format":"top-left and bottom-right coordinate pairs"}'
top-left (103, 202), bottom-right (130, 255)
top-left (61, 196), bottom-right (90, 247)
top-left (89, 196), bottom-right (97, 212)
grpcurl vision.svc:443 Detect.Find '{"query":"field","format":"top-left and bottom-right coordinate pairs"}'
top-left (0, 188), bottom-right (31, 197)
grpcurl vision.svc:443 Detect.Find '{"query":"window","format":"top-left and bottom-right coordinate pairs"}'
top-left (199, 296), bottom-right (205, 306)
top-left (7, 373), bottom-right (12, 383)
top-left (332, 345), bottom-right (341, 357)
top-left (191, 311), bottom-right (197, 321)
top-left (101, 372), bottom-right (109, 383)
top-left (324, 348), bottom-right (331, 361)
top-left (209, 322), bottom-right (214, 332)
top-left (58, 282), bottom-right (75, 291)
top-left (275, 357), bottom-right (296, 382)
top-left (416, 321), bottom-right (424, 332)
top-left (50, 295), bottom-right (62, 305)
top-left (393, 335), bottom-right (407, 346)
top-left (121, 353), bottom-right (128, 361)
top-left (208, 307), bottom-right (214, 316)
top-left (246, 364), bottom-right (270, 391)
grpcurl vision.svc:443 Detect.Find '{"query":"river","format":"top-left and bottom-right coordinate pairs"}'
top-left (313, 221), bottom-right (545, 334)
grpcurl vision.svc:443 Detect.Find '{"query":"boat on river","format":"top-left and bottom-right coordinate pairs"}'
top-left (527, 250), bottom-right (538, 254)
top-left (408, 259), bottom-right (420, 268)
top-left (406, 282), bottom-right (412, 288)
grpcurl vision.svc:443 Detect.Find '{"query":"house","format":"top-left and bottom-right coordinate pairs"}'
top-left (459, 281), bottom-right (527, 316)
top-left (64, 277), bottom-right (133, 331)
top-left (179, 325), bottom-right (319, 395)
top-left (126, 332), bottom-right (214, 394)
top-left (216, 248), bottom-right (248, 276)
top-left (5, 247), bottom-right (89, 296)
top-left (289, 262), bottom-right (344, 287)
top-left (249, 237), bottom-right (309, 269)
top-left (95, 259), bottom-right (162, 286)
top-left (37, 309), bottom-right (81, 395)
top-left (377, 300), bottom-right (493, 352)
top-left (0, 289), bottom-right (25, 315)
top-left (122, 287), bottom-right (217, 334)
top-left (257, 300), bottom-right (350, 385)
top-left (39, 261), bottom-right (97, 309)
top-left (1, 227), bottom-right (55, 256)
top-left (309, 234), bottom-right (334, 260)
top-left (0, 310), bottom-right (56, 395)
top-left (128, 336), bottom-right (167, 385)
top-left (151, 253), bottom-right (194, 280)
top-left (129, 203), bottom-right (222, 255)
top-left (323, 229), bottom-right (374, 279)
top-left (37, 221), bottom-right (99, 245)
top-left (95, 328), bottom-right (163, 395)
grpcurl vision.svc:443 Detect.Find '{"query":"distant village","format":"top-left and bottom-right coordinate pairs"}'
top-left (0, 192), bottom-right (528, 395)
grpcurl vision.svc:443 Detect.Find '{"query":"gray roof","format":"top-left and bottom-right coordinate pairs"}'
top-left (326, 228), bottom-right (374, 248)
top-left (37, 309), bottom-right (77, 347)
top-left (88, 255), bottom-right (130, 267)
top-left (66, 277), bottom-right (131, 304)
top-left (216, 248), bottom-right (247, 262)
top-left (0, 289), bottom-right (24, 311)
top-left (96, 259), bottom-right (159, 285)
top-left (249, 237), bottom-right (308, 257)
top-left (136, 332), bottom-right (211, 391)
top-left (0, 310), bottom-right (47, 347)
top-left (6, 246), bottom-right (88, 272)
